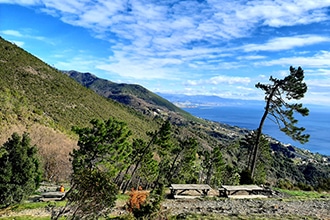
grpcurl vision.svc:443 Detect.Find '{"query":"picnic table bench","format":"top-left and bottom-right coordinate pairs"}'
top-left (170, 184), bottom-right (212, 197)
top-left (219, 185), bottom-right (268, 197)
top-left (39, 191), bottom-right (66, 201)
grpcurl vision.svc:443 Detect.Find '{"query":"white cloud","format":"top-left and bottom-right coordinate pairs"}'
top-left (95, 51), bottom-right (177, 80)
top-left (242, 35), bottom-right (330, 52)
top-left (4, 0), bottom-right (330, 105)
top-left (186, 75), bottom-right (251, 86)
top-left (42, 0), bottom-right (85, 14)
top-left (0, 30), bottom-right (25, 45)
top-left (209, 75), bottom-right (251, 85)
top-left (237, 55), bottom-right (267, 60)
top-left (8, 0), bottom-right (330, 69)
top-left (307, 79), bottom-right (330, 88)
top-left (96, 62), bottom-right (169, 80)
top-left (0, 29), bottom-right (49, 45)
top-left (21, 0), bottom-right (329, 47)
top-left (0, 30), bottom-right (23, 37)
top-left (0, 0), bottom-right (41, 5)
top-left (236, 0), bottom-right (330, 27)
top-left (304, 80), bottom-right (330, 105)
top-left (12, 40), bottom-right (25, 47)
top-left (256, 51), bottom-right (330, 68)
top-left (308, 69), bottom-right (330, 76)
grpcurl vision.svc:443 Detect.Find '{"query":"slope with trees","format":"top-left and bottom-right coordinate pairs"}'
top-left (0, 36), bottom-right (159, 182)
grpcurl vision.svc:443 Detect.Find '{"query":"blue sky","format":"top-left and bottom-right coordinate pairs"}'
top-left (1, 0), bottom-right (330, 106)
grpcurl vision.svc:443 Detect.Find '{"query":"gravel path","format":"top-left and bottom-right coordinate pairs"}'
top-left (162, 197), bottom-right (330, 219)
top-left (1, 195), bottom-right (329, 219)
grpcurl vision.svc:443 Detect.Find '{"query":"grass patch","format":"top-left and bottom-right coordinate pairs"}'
top-left (10, 201), bottom-right (67, 212)
top-left (116, 193), bottom-right (130, 202)
top-left (276, 188), bottom-right (330, 199)
top-left (0, 201), bottom-right (67, 220)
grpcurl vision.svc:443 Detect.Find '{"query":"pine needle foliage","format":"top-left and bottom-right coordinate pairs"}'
top-left (0, 133), bottom-right (42, 208)
top-left (53, 118), bottom-right (132, 219)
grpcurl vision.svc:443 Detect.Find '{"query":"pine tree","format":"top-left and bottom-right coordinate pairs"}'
top-left (53, 117), bottom-right (132, 219)
top-left (202, 146), bottom-right (225, 187)
top-left (120, 138), bottom-right (158, 193)
top-left (0, 132), bottom-right (42, 208)
top-left (251, 66), bottom-right (309, 178)
top-left (151, 120), bottom-right (175, 187)
top-left (166, 137), bottom-right (198, 183)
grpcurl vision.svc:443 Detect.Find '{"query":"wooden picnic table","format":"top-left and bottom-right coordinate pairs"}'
top-left (170, 184), bottom-right (212, 197)
top-left (39, 191), bottom-right (66, 201)
top-left (219, 184), bottom-right (267, 197)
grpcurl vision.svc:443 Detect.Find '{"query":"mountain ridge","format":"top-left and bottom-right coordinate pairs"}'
top-left (63, 70), bottom-right (198, 124)
top-left (156, 93), bottom-right (264, 108)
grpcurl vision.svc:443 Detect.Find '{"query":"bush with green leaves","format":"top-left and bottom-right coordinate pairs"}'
top-left (53, 117), bottom-right (132, 219)
top-left (0, 132), bottom-right (42, 208)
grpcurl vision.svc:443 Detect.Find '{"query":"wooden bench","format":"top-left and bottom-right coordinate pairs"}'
top-left (170, 184), bottom-right (212, 198)
top-left (40, 192), bottom-right (66, 201)
top-left (219, 185), bottom-right (268, 197)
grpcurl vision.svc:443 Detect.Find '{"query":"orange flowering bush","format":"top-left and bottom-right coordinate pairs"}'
top-left (126, 186), bottom-right (167, 219)
top-left (126, 186), bottom-right (149, 212)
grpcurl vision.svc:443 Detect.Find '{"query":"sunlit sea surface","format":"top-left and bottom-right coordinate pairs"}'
top-left (183, 106), bottom-right (330, 156)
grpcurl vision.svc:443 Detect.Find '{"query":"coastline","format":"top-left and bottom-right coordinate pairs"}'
top-left (183, 105), bottom-right (330, 156)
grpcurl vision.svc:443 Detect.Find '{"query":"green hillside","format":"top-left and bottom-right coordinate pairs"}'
top-left (64, 70), bottom-right (181, 111)
top-left (0, 37), bottom-right (157, 138)
top-left (0, 36), bottom-right (161, 182)
top-left (64, 70), bottom-right (196, 122)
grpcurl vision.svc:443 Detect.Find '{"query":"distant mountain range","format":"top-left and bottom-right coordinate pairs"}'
top-left (157, 93), bottom-right (265, 108)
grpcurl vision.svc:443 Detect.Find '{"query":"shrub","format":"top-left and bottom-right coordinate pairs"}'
top-left (126, 187), bottom-right (149, 213)
top-left (276, 178), bottom-right (294, 190)
top-left (296, 182), bottom-right (314, 191)
top-left (0, 132), bottom-right (42, 208)
top-left (126, 186), bottom-right (166, 219)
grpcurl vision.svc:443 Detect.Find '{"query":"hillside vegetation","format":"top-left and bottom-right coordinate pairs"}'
top-left (63, 70), bottom-right (197, 122)
top-left (0, 37), bottom-right (159, 181)
top-left (0, 36), bottom-right (329, 190)
top-left (0, 37), bottom-right (158, 136)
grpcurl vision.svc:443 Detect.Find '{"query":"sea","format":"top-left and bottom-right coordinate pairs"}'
top-left (183, 105), bottom-right (330, 156)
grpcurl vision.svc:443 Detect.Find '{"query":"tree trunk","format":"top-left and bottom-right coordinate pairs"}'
top-left (166, 150), bottom-right (181, 183)
top-left (206, 163), bottom-right (213, 185)
top-left (250, 85), bottom-right (279, 178)
top-left (122, 133), bottom-right (158, 193)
